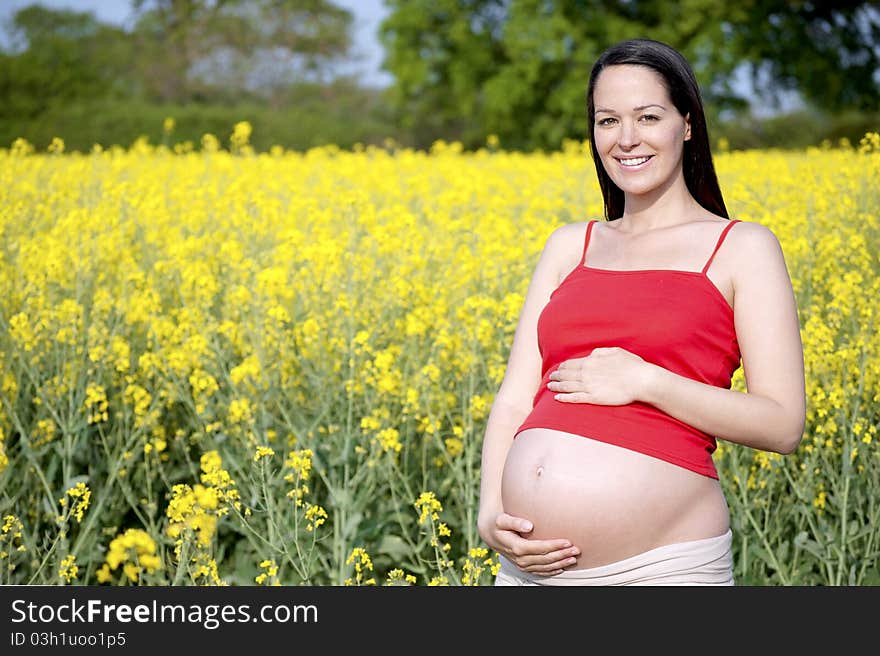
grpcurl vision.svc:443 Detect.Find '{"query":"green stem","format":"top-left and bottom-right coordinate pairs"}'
top-left (836, 474), bottom-right (850, 586)
top-left (171, 538), bottom-right (193, 586)
top-left (27, 510), bottom-right (71, 584)
top-left (737, 463), bottom-right (790, 585)
top-left (71, 422), bottom-right (142, 556)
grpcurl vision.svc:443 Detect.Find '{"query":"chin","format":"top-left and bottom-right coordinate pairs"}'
top-left (612, 180), bottom-right (659, 196)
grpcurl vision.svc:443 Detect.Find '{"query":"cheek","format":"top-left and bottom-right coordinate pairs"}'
top-left (593, 136), bottom-right (617, 168)
top-left (665, 126), bottom-right (688, 150)
top-left (593, 128), bottom-right (613, 150)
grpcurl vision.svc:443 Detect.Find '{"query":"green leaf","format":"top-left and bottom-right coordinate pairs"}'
top-left (794, 531), bottom-right (826, 560)
top-left (374, 534), bottom-right (412, 561)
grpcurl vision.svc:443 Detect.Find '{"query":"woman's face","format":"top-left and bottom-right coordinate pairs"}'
top-left (592, 64), bottom-right (691, 198)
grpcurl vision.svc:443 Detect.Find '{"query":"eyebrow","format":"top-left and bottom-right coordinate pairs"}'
top-left (595, 104), bottom-right (667, 114)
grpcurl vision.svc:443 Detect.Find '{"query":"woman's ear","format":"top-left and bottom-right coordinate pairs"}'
top-left (684, 113), bottom-right (692, 141)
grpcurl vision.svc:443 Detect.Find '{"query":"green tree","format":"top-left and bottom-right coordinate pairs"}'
top-left (0, 1), bottom-right (380, 150)
top-left (129, 0), bottom-right (356, 104)
top-left (724, 1), bottom-right (880, 112)
top-left (379, 1), bottom-right (880, 151)
top-left (0, 6), bottom-right (135, 120)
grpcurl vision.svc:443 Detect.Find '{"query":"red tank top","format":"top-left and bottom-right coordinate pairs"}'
top-left (515, 219), bottom-right (743, 479)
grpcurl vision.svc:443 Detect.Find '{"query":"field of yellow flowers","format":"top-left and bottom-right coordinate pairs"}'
top-left (1, 126), bottom-right (878, 586)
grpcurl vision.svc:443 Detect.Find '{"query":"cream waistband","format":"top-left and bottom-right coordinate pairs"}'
top-left (495, 529), bottom-right (734, 586)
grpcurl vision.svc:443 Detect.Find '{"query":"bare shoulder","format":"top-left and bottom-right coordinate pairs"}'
top-left (721, 220), bottom-right (798, 321)
top-left (726, 220), bottom-right (789, 281)
top-left (527, 220), bottom-right (592, 282)
top-left (541, 220), bottom-right (591, 276)
top-left (728, 218), bottom-right (780, 248)
top-left (544, 220), bottom-right (590, 249)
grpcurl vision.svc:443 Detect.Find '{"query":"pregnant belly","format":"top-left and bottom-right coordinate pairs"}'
top-left (501, 428), bottom-right (730, 569)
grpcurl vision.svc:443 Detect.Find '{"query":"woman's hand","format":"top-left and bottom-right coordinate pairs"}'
top-left (547, 346), bottom-right (656, 405)
top-left (479, 512), bottom-right (581, 575)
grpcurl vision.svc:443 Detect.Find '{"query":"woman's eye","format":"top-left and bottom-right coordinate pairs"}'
top-left (596, 116), bottom-right (658, 126)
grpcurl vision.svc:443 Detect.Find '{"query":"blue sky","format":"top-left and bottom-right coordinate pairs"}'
top-left (0, 0), bottom-right (394, 87)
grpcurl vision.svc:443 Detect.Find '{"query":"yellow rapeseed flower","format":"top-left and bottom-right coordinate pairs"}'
top-left (254, 445), bottom-right (275, 462)
top-left (414, 491), bottom-right (442, 524)
top-left (98, 528), bottom-right (161, 584)
top-left (58, 554), bottom-right (78, 583)
top-left (58, 483), bottom-right (91, 524)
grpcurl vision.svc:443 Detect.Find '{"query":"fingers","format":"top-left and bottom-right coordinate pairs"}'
top-left (548, 379), bottom-right (582, 392)
top-left (553, 392), bottom-right (591, 403)
top-left (548, 365), bottom-right (586, 385)
top-left (547, 374), bottom-right (589, 399)
top-left (510, 540), bottom-right (581, 574)
top-left (493, 514), bottom-right (582, 573)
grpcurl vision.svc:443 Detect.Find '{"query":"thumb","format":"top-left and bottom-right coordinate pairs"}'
top-left (498, 513), bottom-right (533, 533)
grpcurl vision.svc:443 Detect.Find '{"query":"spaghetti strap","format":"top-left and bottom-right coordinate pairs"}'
top-left (701, 219), bottom-right (741, 274)
top-left (581, 220), bottom-right (598, 266)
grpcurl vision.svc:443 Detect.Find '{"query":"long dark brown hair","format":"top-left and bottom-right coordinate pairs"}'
top-left (586, 38), bottom-right (729, 220)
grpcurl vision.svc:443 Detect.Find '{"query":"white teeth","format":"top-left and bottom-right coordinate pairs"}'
top-left (619, 156), bottom-right (651, 166)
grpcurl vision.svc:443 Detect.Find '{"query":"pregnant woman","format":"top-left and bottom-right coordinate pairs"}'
top-left (477, 38), bottom-right (806, 585)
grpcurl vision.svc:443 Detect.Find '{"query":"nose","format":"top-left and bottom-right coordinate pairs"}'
top-left (617, 119), bottom-right (640, 150)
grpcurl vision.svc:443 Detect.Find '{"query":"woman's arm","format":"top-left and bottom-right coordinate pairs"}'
top-left (644, 222), bottom-right (806, 453)
top-left (640, 367), bottom-right (803, 454)
top-left (478, 223), bottom-right (585, 573)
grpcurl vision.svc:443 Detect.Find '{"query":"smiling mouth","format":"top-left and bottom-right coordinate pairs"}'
top-left (615, 155), bottom-right (654, 168)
